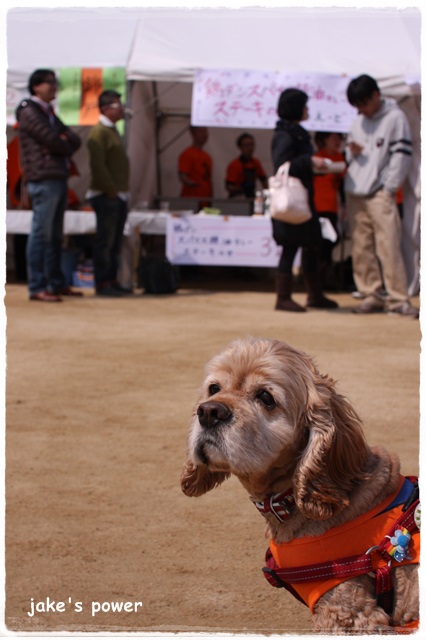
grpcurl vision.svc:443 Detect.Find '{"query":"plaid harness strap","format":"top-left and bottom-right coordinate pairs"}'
top-left (261, 478), bottom-right (419, 619)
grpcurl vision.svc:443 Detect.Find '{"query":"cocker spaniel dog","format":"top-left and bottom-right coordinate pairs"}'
top-left (180, 337), bottom-right (419, 634)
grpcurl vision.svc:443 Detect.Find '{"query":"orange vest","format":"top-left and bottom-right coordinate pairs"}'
top-left (270, 476), bottom-right (420, 614)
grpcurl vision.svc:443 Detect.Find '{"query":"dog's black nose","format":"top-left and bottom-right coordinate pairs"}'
top-left (197, 401), bottom-right (232, 429)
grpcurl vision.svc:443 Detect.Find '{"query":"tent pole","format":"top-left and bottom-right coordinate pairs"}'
top-left (152, 81), bottom-right (162, 196)
top-left (124, 79), bottom-right (133, 149)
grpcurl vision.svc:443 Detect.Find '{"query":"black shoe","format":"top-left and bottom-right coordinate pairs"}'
top-left (59, 286), bottom-right (84, 297)
top-left (113, 283), bottom-right (134, 295)
top-left (96, 286), bottom-right (125, 297)
top-left (306, 296), bottom-right (339, 309)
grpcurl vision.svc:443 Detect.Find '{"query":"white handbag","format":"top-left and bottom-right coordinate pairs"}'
top-left (268, 162), bottom-right (312, 224)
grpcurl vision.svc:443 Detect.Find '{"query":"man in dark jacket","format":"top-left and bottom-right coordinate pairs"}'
top-left (16, 68), bottom-right (82, 301)
top-left (86, 90), bottom-right (130, 296)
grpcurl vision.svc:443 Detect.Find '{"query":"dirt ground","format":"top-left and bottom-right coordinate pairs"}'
top-left (4, 277), bottom-right (421, 636)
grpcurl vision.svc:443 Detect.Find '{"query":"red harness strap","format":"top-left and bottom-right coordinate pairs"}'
top-left (264, 550), bottom-right (375, 588)
top-left (374, 492), bottom-right (419, 614)
top-left (263, 483), bottom-right (419, 624)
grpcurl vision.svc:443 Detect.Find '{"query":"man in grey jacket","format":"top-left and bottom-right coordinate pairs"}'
top-left (16, 68), bottom-right (81, 302)
top-left (345, 74), bottom-right (418, 317)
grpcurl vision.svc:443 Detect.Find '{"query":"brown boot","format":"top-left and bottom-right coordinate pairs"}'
top-left (275, 273), bottom-right (306, 312)
top-left (304, 271), bottom-right (338, 309)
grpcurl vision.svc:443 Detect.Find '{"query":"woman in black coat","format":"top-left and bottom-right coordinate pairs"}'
top-left (271, 88), bottom-right (338, 311)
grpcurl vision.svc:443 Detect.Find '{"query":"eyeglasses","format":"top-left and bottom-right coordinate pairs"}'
top-left (105, 102), bottom-right (123, 109)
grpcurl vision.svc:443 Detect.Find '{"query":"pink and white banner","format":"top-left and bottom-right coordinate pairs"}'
top-left (191, 69), bottom-right (357, 132)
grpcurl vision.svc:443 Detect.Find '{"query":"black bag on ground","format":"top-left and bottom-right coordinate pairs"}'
top-left (138, 256), bottom-right (180, 294)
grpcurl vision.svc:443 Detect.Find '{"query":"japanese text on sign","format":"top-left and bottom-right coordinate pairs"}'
top-left (166, 215), bottom-right (282, 267)
top-left (191, 69), bottom-right (357, 132)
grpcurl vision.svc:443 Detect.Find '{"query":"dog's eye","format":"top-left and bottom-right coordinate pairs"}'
top-left (257, 390), bottom-right (276, 409)
top-left (208, 383), bottom-right (221, 396)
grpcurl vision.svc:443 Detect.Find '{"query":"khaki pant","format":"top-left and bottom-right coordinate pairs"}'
top-left (346, 190), bottom-right (409, 305)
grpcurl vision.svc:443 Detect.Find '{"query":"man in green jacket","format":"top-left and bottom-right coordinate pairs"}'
top-left (86, 90), bottom-right (130, 296)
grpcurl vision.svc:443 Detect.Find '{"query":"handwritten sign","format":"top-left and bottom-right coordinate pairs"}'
top-left (191, 69), bottom-right (357, 132)
top-left (166, 215), bottom-right (282, 267)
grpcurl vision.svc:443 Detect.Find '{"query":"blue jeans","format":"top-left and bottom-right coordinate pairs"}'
top-left (90, 195), bottom-right (128, 288)
top-left (26, 180), bottom-right (68, 295)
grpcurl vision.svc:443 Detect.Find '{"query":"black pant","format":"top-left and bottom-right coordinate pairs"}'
top-left (278, 244), bottom-right (318, 275)
top-left (90, 194), bottom-right (128, 288)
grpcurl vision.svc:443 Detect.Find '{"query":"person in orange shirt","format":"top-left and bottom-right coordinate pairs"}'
top-left (225, 132), bottom-right (268, 199)
top-left (178, 126), bottom-right (213, 206)
top-left (313, 131), bottom-right (346, 290)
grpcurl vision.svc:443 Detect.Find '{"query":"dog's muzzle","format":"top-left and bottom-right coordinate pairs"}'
top-left (197, 401), bottom-right (232, 429)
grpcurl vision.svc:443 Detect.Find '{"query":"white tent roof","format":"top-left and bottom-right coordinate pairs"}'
top-left (6, 8), bottom-right (140, 78)
top-left (6, 7), bottom-right (421, 85)
top-left (126, 7), bottom-right (421, 83)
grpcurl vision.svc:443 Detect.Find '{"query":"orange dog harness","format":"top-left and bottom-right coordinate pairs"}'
top-left (258, 476), bottom-right (419, 630)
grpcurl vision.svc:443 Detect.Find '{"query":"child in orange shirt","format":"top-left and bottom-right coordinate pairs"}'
top-left (313, 132), bottom-right (346, 290)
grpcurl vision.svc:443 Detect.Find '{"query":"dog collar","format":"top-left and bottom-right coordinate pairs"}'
top-left (254, 488), bottom-right (296, 523)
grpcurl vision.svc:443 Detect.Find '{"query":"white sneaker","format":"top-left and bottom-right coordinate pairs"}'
top-left (387, 302), bottom-right (419, 319)
top-left (352, 297), bottom-right (385, 314)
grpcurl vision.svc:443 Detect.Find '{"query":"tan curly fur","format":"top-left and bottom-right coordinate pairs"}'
top-left (180, 337), bottom-right (419, 634)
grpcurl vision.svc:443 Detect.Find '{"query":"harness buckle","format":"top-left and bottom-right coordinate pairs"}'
top-left (365, 545), bottom-right (379, 556)
top-left (262, 567), bottom-right (286, 589)
top-left (365, 545), bottom-right (379, 578)
top-left (270, 502), bottom-right (290, 523)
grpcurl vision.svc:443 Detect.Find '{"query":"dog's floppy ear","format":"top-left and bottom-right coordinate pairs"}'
top-left (293, 369), bottom-right (369, 520)
top-left (180, 459), bottom-right (230, 497)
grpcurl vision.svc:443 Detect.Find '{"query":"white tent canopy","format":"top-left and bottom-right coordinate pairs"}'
top-left (6, 6), bottom-right (422, 294)
top-left (126, 7), bottom-right (421, 83)
top-left (7, 7), bottom-right (421, 90)
top-left (7, 8), bottom-right (140, 78)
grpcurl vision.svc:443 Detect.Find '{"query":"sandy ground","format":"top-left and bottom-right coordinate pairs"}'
top-left (4, 280), bottom-right (420, 635)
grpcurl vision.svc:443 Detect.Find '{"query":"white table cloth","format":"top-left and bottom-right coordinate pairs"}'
top-left (6, 209), bottom-right (170, 236)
